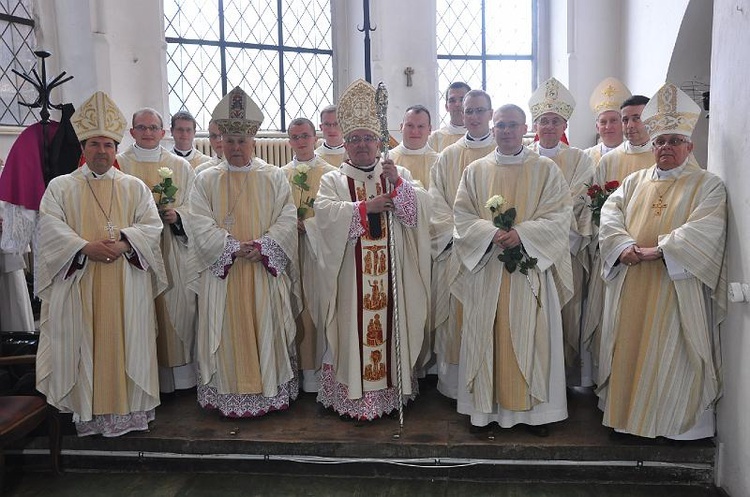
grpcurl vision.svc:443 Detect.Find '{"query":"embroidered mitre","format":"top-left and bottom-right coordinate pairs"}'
top-left (589, 77), bottom-right (631, 117)
top-left (529, 77), bottom-right (576, 122)
top-left (337, 79), bottom-right (381, 137)
top-left (642, 83), bottom-right (701, 140)
top-left (212, 86), bottom-right (264, 136)
top-left (71, 91), bottom-right (127, 143)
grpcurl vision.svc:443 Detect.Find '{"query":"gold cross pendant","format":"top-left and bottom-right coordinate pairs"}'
top-left (651, 197), bottom-right (667, 216)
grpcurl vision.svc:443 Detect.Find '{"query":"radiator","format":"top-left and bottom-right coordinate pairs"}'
top-left (193, 136), bottom-right (299, 167)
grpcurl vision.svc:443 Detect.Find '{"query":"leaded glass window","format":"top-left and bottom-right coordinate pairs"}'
top-left (436, 0), bottom-right (536, 126)
top-left (0, 0), bottom-right (38, 126)
top-left (165, 0), bottom-right (333, 132)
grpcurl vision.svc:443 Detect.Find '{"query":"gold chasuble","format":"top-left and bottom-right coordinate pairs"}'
top-left (453, 149), bottom-right (572, 427)
top-left (117, 145), bottom-right (197, 392)
top-left (315, 162), bottom-right (431, 420)
top-left (36, 166), bottom-right (166, 434)
top-left (281, 156), bottom-right (337, 392)
top-left (189, 159), bottom-right (300, 418)
top-left (599, 161), bottom-right (727, 438)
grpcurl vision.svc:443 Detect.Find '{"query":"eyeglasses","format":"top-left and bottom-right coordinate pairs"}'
top-left (463, 107), bottom-right (489, 116)
top-left (494, 122), bottom-right (522, 131)
top-left (133, 125), bottom-right (162, 133)
top-left (653, 137), bottom-right (689, 148)
top-left (209, 133), bottom-right (223, 141)
top-left (345, 135), bottom-right (379, 144)
top-left (538, 117), bottom-right (565, 127)
top-left (321, 122), bottom-right (340, 128)
top-left (290, 133), bottom-right (313, 141)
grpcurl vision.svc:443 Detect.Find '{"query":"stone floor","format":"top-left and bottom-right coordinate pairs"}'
top-left (2, 377), bottom-right (724, 496)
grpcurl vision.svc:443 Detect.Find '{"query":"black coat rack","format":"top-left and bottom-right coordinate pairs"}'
top-left (12, 50), bottom-right (75, 184)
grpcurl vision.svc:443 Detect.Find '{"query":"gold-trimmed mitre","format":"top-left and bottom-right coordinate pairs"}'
top-left (211, 86), bottom-right (264, 136)
top-left (589, 77), bottom-right (631, 116)
top-left (642, 83), bottom-right (701, 140)
top-left (71, 91), bottom-right (127, 143)
top-left (337, 79), bottom-right (381, 137)
top-left (529, 77), bottom-right (576, 122)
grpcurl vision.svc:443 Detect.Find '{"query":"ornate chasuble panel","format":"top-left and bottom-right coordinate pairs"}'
top-left (347, 174), bottom-right (393, 392)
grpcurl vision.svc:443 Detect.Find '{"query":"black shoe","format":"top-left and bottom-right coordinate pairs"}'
top-left (469, 423), bottom-right (493, 435)
top-left (524, 424), bottom-right (549, 437)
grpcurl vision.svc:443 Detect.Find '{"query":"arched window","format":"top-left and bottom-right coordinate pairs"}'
top-left (0, 0), bottom-right (37, 126)
top-left (164, 0), bottom-right (333, 132)
top-left (436, 0), bottom-right (537, 125)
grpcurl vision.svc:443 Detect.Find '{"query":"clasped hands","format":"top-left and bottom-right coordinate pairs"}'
top-left (82, 239), bottom-right (132, 263)
top-left (234, 240), bottom-right (263, 262)
top-left (492, 228), bottom-right (520, 249)
top-left (618, 244), bottom-right (662, 267)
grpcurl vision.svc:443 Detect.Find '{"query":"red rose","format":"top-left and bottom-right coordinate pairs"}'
top-left (604, 180), bottom-right (620, 191)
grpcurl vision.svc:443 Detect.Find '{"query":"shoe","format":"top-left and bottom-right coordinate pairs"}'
top-left (524, 424), bottom-right (549, 437)
top-left (469, 423), bottom-right (493, 435)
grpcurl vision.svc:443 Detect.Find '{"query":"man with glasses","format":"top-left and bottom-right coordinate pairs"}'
top-left (427, 81), bottom-right (471, 153)
top-left (527, 78), bottom-right (595, 388)
top-left (390, 105), bottom-right (438, 189)
top-left (118, 107), bottom-right (198, 395)
top-left (582, 94), bottom-right (654, 385)
top-left (315, 105), bottom-right (348, 167)
top-left (453, 104), bottom-right (572, 437)
top-left (314, 79), bottom-right (431, 421)
top-left (429, 89), bottom-right (496, 401)
top-left (170, 110), bottom-right (212, 169)
top-left (281, 117), bottom-right (336, 393)
top-left (598, 83), bottom-right (726, 440)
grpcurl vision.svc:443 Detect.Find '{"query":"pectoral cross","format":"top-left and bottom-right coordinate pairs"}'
top-left (223, 214), bottom-right (235, 229)
top-left (404, 67), bottom-right (414, 87)
top-left (105, 221), bottom-right (117, 240)
top-left (651, 197), bottom-right (667, 216)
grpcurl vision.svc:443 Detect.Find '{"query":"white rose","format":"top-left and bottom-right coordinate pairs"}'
top-left (158, 167), bottom-right (174, 179)
top-left (485, 194), bottom-right (505, 211)
top-left (296, 163), bottom-right (310, 174)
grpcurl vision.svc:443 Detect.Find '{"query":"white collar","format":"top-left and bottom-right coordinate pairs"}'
top-left (624, 140), bottom-right (652, 154)
top-left (537, 142), bottom-right (562, 158)
top-left (446, 123), bottom-right (466, 135)
top-left (132, 144), bottom-right (163, 162)
top-left (494, 146), bottom-right (527, 165)
top-left (652, 159), bottom-right (688, 179)
top-left (81, 164), bottom-right (116, 179)
top-left (396, 142), bottom-right (432, 155)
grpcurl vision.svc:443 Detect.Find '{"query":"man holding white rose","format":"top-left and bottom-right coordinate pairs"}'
top-left (117, 108), bottom-right (198, 395)
top-left (281, 117), bottom-right (336, 393)
top-left (452, 104), bottom-right (573, 436)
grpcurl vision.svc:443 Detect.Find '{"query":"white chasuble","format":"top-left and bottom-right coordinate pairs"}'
top-left (315, 162), bottom-right (431, 420)
top-left (453, 149), bottom-right (572, 427)
top-left (36, 166), bottom-right (166, 429)
top-left (189, 160), bottom-right (300, 417)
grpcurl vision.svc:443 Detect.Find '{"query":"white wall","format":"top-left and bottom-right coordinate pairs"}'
top-left (709, 2), bottom-right (750, 494)
top-left (333, 0), bottom-right (438, 139)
